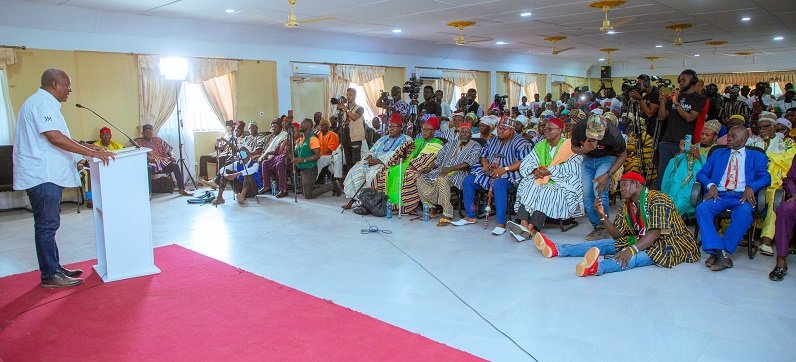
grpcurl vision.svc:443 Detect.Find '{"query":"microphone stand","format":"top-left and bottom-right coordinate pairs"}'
top-left (75, 104), bottom-right (140, 148)
top-left (174, 89), bottom-right (197, 191)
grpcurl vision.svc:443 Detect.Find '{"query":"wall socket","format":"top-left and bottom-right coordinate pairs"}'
top-left (259, 111), bottom-right (265, 117)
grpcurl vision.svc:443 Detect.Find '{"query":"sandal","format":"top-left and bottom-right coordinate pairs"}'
top-left (437, 217), bottom-right (453, 227)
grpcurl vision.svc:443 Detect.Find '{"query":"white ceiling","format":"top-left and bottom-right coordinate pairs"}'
top-left (16, 0), bottom-right (796, 65)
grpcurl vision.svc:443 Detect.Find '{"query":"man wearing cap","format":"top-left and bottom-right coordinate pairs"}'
top-left (453, 118), bottom-right (532, 235)
top-left (572, 114), bottom-right (627, 241)
top-left (92, 127), bottom-right (124, 151)
top-left (657, 69), bottom-right (707, 191)
top-left (510, 117), bottom-right (583, 241)
top-left (660, 119), bottom-right (720, 216)
top-left (242, 121), bottom-right (265, 159)
top-left (696, 125), bottom-right (771, 271)
top-left (417, 122), bottom-right (481, 225)
top-left (533, 171), bottom-right (700, 277)
top-left (341, 113), bottom-right (412, 205)
top-left (757, 113), bottom-right (796, 256)
top-left (135, 124), bottom-right (191, 196)
top-left (720, 86), bottom-right (750, 126)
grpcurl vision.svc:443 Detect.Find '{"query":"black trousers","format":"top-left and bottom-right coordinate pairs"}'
top-left (299, 167), bottom-right (333, 199)
top-left (199, 155), bottom-right (227, 179)
top-left (219, 174), bottom-right (258, 198)
top-left (517, 204), bottom-right (548, 232)
top-left (149, 162), bottom-right (184, 189)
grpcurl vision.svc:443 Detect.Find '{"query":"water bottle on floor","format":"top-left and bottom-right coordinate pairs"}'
top-left (386, 201), bottom-right (392, 219)
top-left (422, 203), bottom-right (430, 222)
top-left (271, 180), bottom-right (277, 196)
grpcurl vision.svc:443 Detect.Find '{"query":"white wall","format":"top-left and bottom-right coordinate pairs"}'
top-left (0, 1), bottom-right (593, 113)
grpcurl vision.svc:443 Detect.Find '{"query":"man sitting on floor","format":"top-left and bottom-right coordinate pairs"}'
top-left (417, 122), bottom-right (481, 226)
top-left (341, 113), bottom-right (412, 205)
top-left (134, 124), bottom-right (191, 196)
top-left (534, 172), bottom-right (701, 277)
top-left (696, 125), bottom-right (771, 271)
top-left (315, 118), bottom-right (343, 187)
top-left (510, 117), bottom-right (583, 241)
top-left (293, 118), bottom-right (342, 199)
top-left (212, 146), bottom-right (261, 205)
top-left (93, 127), bottom-right (124, 151)
top-left (453, 118), bottom-right (533, 235)
top-left (660, 119), bottom-right (720, 217)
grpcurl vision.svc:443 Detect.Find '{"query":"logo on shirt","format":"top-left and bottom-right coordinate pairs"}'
top-left (44, 116), bottom-right (53, 122)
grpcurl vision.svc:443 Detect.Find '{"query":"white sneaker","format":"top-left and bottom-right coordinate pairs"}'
top-left (491, 226), bottom-right (506, 236)
top-left (506, 221), bottom-right (530, 241)
top-left (759, 243), bottom-right (774, 256)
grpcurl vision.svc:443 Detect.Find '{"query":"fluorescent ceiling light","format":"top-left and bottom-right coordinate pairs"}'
top-left (741, 17), bottom-right (751, 22)
top-left (598, 58), bottom-right (605, 61)
top-left (607, 30), bottom-right (616, 35)
top-left (496, 41), bottom-right (506, 45)
top-left (773, 36), bottom-right (784, 41)
top-left (392, 29), bottom-right (402, 33)
top-left (694, 54), bottom-right (700, 57)
top-left (225, 9), bottom-right (235, 13)
top-left (520, 12), bottom-right (532, 17)
top-left (655, 45), bottom-right (663, 48)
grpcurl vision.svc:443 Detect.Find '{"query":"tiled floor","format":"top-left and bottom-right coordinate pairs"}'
top-left (1, 189), bottom-right (794, 361)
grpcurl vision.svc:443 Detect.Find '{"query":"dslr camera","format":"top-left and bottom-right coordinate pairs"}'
top-left (329, 95), bottom-right (347, 105)
top-left (402, 73), bottom-right (423, 103)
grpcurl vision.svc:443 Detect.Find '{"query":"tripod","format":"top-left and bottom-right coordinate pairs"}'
top-left (175, 87), bottom-right (197, 191)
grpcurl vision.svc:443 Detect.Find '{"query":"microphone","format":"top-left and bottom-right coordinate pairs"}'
top-left (76, 104), bottom-right (140, 148)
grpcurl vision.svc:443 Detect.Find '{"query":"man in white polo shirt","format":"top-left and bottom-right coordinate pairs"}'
top-left (13, 68), bottom-right (114, 288)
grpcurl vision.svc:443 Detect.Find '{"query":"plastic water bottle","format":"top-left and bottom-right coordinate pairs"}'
top-left (386, 201), bottom-right (393, 219)
top-left (324, 173), bottom-right (330, 184)
top-left (422, 203), bottom-right (430, 222)
top-left (270, 180), bottom-right (277, 196)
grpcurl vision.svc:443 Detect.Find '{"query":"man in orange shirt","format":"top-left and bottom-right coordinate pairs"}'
top-left (316, 118), bottom-right (343, 186)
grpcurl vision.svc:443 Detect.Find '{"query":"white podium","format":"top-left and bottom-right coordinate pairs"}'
top-left (88, 147), bottom-right (160, 282)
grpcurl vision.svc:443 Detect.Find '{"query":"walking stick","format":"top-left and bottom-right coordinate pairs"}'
top-left (485, 179), bottom-right (493, 229)
top-left (289, 126), bottom-right (298, 203)
top-left (398, 157), bottom-right (403, 218)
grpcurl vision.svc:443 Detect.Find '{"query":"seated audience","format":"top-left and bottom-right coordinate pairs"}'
top-left (453, 118), bottom-right (532, 235)
top-left (257, 120), bottom-right (288, 194)
top-left (260, 121), bottom-right (291, 198)
top-left (93, 127), bottom-right (124, 150)
top-left (293, 118), bottom-right (343, 199)
top-left (134, 123), bottom-right (191, 196)
top-left (572, 114), bottom-right (627, 241)
top-left (315, 118), bottom-right (343, 186)
top-left (198, 121), bottom-right (233, 188)
top-left (373, 118), bottom-right (443, 214)
top-left (720, 86), bottom-right (750, 126)
top-left (438, 111), bottom-right (462, 142)
top-left (417, 122), bottom-right (481, 225)
top-left (660, 119), bottom-right (720, 217)
top-left (534, 172), bottom-right (700, 277)
top-left (509, 117), bottom-right (583, 241)
top-left (242, 121), bottom-right (265, 159)
top-left (770, 156), bottom-right (796, 281)
top-left (341, 113), bottom-right (412, 204)
top-left (696, 126), bottom-right (771, 271)
top-left (212, 146), bottom-right (261, 205)
top-left (757, 114), bottom-right (796, 256)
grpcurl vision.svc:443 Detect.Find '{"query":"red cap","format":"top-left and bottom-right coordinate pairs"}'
top-left (620, 171), bottom-right (646, 185)
top-left (389, 112), bottom-right (404, 126)
top-left (426, 116), bottom-right (440, 130)
top-left (459, 122), bottom-right (472, 129)
top-left (547, 118), bottom-right (564, 130)
top-left (99, 127), bottom-right (111, 135)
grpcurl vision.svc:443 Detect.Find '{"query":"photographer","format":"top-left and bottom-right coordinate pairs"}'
top-left (460, 88), bottom-right (484, 119)
top-left (656, 69), bottom-right (706, 190)
top-left (376, 86), bottom-right (409, 118)
top-left (418, 85), bottom-right (441, 117)
top-left (627, 74), bottom-right (661, 138)
top-left (336, 87), bottom-right (366, 171)
top-left (490, 94), bottom-right (508, 115)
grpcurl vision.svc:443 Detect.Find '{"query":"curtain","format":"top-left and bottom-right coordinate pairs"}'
top-left (507, 73), bottom-right (540, 109)
top-left (329, 64), bottom-right (385, 118)
top-left (186, 58), bottom-right (238, 84)
top-left (700, 71), bottom-right (796, 91)
top-left (0, 69), bottom-right (14, 145)
top-left (441, 70), bottom-right (476, 109)
top-left (137, 55), bottom-right (179, 134)
top-left (0, 49), bottom-right (16, 68)
top-left (158, 85), bottom-right (196, 187)
top-left (199, 72), bottom-right (237, 127)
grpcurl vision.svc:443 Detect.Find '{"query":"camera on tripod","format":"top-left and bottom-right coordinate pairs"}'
top-left (495, 95), bottom-right (508, 108)
top-left (329, 95), bottom-right (347, 105)
top-left (653, 76), bottom-right (675, 97)
top-left (403, 73), bottom-right (423, 103)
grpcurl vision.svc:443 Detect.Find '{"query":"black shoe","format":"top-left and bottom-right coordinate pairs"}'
top-left (258, 187), bottom-right (270, 195)
top-left (769, 266), bottom-right (788, 281)
top-left (275, 191), bottom-right (288, 198)
top-left (710, 251), bottom-right (733, 271)
top-left (705, 254), bottom-right (718, 268)
top-left (331, 181), bottom-right (343, 197)
top-left (41, 272), bottom-right (84, 288)
top-left (58, 266), bottom-right (83, 277)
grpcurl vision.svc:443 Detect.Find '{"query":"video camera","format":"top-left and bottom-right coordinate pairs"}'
top-left (329, 95), bottom-right (347, 105)
top-left (402, 73), bottom-right (423, 103)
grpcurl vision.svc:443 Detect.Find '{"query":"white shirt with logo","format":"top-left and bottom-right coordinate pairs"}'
top-left (13, 88), bottom-right (80, 190)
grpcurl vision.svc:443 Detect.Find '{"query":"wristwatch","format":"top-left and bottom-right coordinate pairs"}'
top-left (504, 166), bottom-right (509, 172)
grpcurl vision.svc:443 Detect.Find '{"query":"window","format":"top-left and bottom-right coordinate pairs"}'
top-left (772, 82), bottom-right (783, 98)
top-left (182, 82), bottom-right (225, 132)
top-left (349, 82), bottom-right (375, 121)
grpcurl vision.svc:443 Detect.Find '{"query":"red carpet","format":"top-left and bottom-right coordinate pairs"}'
top-left (0, 245), bottom-right (482, 361)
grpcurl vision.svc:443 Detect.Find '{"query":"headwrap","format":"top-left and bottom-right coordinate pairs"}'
top-left (99, 127), bottom-right (111, 136)
top-left (703, 119), bottom-right (722, 134)
top-left (465, 112), bottom-right (477, 120)
top-left (777, 118), bottom-right (793, 130)
top-left (389, 112), bottom-right (404, 125)
top-left (620, 171), bottom-right (646, 185)
top-left (425, 116), bottom-right (440, 130)
top-left (728, 114), bottom-right (746, 123)
top-left (758, 111), bottom-right (777, 125)
top-left (546, 117), bottom-right (564, 130)
top-left (452, 111), bottom-right (465, 118)
top-left (561, 109), bottom-right (570, 116)
top-left (603, 112), bottom-right (618, 125)
top-left (479, 115), bottom-right (499, 127)
top-left (610, 103), bottom-right (622, 114)
top-left (292, 122), bottom-right (301, 130)
top-left (142, 124), bottom-right (154, 130)
top-left (459, 122), bottom-right (472, 129)
top-left (570, 109), bottom-right (587, 122)
top-left (541, 110), bottom-right (554, 117)
top-left (591, 108), bottom-right (604, 116)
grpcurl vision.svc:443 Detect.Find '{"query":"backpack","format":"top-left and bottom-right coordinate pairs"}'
top-left (354, 188), bottom-right (387, 217)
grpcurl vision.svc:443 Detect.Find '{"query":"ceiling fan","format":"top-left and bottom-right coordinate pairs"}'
top-left (285, 0), bottom-right (335, 28)
top-left (589, 0), bottom-right (626, 32)
top-left (447, 21), bottom-right (491, 46)
top-left (664, 23), bottom-right (711, 46)
top-left (544, 36), bottom-right (574, 55)
top-left (600, 48), bottom-right (619, 64)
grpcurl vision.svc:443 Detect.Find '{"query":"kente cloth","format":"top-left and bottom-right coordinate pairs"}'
top-left (423, 139), bottom-right (482, 189)
top-left (660, 144), bottom-right (714, 217)
top-left (623, 131), bottom-right (656, 184)
top-left (342, 134), bottom-right (412, 198)
top-left (514, 139), bottom-right (584, 219)
top-left (134, 136), bottom-right (173, 172)
top-left (762, 135), bottom-right (796, 238)
top-left (612, 189), bottom-right (701, 268)
top-left (372, 138), bottom-right (443, 213)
